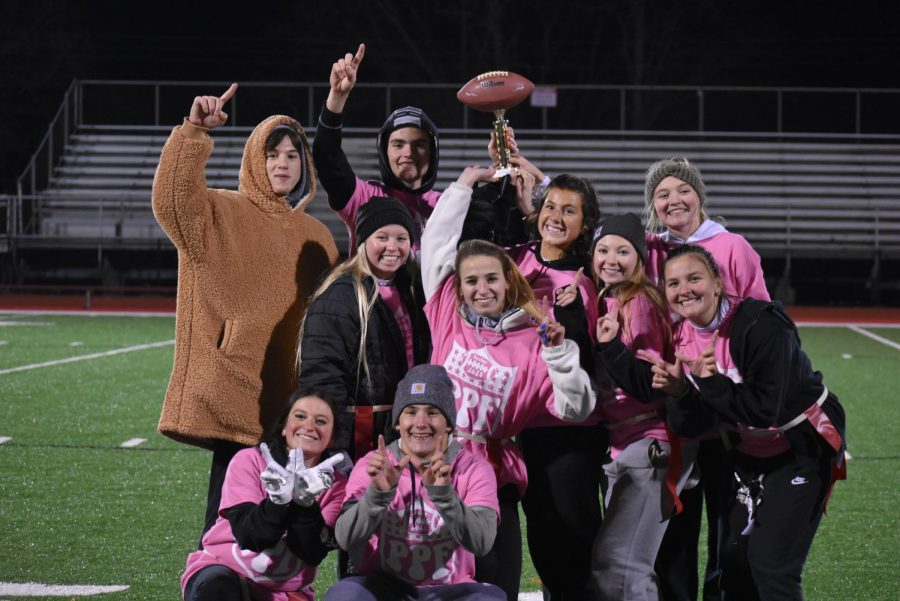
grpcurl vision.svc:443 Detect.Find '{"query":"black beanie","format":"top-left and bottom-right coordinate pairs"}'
top-left (392, 364), bottom-right (456, 430)
top-left (355, 197), bottom-right (416, 245)
top-left (592, 213), bottom-right (647, 263)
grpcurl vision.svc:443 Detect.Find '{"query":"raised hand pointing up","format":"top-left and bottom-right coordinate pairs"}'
top-left (189, 83), bottom-right (237, 129)
top-left (326, 43), bottom-right (366, 113)
top-left (367, 434), bottom-right (408, 492)
top-left (596, 305), bottom-right (621, 344)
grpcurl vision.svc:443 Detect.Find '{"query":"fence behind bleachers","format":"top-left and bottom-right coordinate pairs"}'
top-left (12, 126), bottom-right (900, 257)
top-left (5, 80), bottom-right (900, 303)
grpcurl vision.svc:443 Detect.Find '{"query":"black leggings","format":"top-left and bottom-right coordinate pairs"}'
top-left (656, 437), bottom-right (728, 601)
top-left (474, 485), bottom-right (522, 601)
top-left (200, 440), bottom-right (247, 547)
top-left (519, 424), bottom-right (606, 601)
top-left (183, 565), bottom-right (246, 601)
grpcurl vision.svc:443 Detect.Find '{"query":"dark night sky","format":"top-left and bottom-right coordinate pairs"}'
top-left (2, 0), bottom-right (899, 191)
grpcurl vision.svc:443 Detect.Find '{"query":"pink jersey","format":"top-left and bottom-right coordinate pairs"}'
top-left (645, 220), bottom-right (770, 301)
top-left (598, 293), bottom-right (671, 457)
top-left (343, 445), bottom-right (499, 586)
top-left (507, 245), bottom-right (600, 328)
top-left (426, 278), bottom-right (592, 496)
top-left (339, 178), bottom-right (441, 254)
top-left (419, 181), bottom-right (595, 495)
top-left (182, 448), bottom-right (347, 601)
top-left (675, 313), bottom-right (790, 458)
top-left (508, 245), bottom-right (604, 426)
top-left (378, 283), bottom-right (415, 369)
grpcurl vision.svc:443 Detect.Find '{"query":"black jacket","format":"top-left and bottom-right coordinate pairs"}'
top-left (598, 299), bottom-right (845, 455)
top-left (299, 270), bottom-right (430, 456)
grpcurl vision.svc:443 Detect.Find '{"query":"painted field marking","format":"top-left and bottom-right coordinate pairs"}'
top-left (797, 322), bottom-right (900, 328)
top-left (120, 438), bottom-right (147, 448)
top-left (69, 341), bottom-right (84, 347)
top-left (519, 594), bottom-right (543, 601)
top-left (848, 325), bottom-right (900, 351)
top-left (0, 309), bottom-right (174, 318)
top-left (0, 341), bottom-right (7, 346)
top-left (0, 437), bottom-right (11, 445)
top-left (0, 340), bottom-right (174, 376)
top-left (0, 582), bottom-right (129, 596)
top-left (0, 321), bottom-right (54, 327)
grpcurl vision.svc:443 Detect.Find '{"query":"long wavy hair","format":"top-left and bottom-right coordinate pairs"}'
top-left (454, 239), bottom-right (542, 321)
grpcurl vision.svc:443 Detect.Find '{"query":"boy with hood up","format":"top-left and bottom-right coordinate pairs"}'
top-left (152, 83), bottom-right (340, 539)
top-left (313, 43), bottom-right (441, 254)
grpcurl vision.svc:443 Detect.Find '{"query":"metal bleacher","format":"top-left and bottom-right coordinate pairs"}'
top-left (31, 127), bottom-right (900, 260)
top-left (7, 79), bottom-right (900, 302)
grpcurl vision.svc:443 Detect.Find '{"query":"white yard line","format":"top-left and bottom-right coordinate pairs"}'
top-left (797, 321), bottom-right (900, 328)
top-left (0, 340), bottom-right (174, 376)
top-left (0, 437), bottom-right (11, 445)
top-left (0, 309), bottom-right (174, 318)
top-left (120, 438), bottom-right (147, 448)
top-left (0, 582), bottom-right (129, 596)
top-left (848, 325), bottom-right (900, 351)
top-left (518, 594), bottom-right (543, 601)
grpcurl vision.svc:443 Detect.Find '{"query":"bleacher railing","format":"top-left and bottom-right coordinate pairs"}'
top-left (17, 78), bottom-right (900, 197)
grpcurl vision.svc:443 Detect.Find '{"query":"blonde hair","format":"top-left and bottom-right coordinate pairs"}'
top-left (454, 239), bottom-right (542, 321)
top-left (296, 244), bottom-right (380, 389)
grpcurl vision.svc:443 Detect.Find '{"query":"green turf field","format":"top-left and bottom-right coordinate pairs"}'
top-left (0, 312), bottom-right (897, 600)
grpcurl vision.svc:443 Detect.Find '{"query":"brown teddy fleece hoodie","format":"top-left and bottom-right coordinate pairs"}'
top-left (152, 115), bottom-right (339, 449)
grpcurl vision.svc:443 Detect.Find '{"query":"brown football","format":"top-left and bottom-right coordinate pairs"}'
top-left (456, 71), bottom-right (535, 112)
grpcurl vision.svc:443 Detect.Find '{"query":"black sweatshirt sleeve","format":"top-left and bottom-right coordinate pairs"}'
top-left (554, 289), bottom-right (593, 372)
top-left (283, 503), bottom-right (334, 566)
top-left (224, 500), bottom-right (333, 566)
top-left (311, 104), bottom-right (358, 211)
top-left (593, 336), bottom-right (658, 403)
top-left (693, 314), bottom-right (800, 428)
top-left (224, 499), bottom-right (291, 552)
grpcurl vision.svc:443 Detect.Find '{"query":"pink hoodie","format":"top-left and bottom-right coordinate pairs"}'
top-left (340, 444), bottom-right (499, 585)
top-left (597, 293), bottom-right (671, 457)
top-left (674, 304), bottom-right (790, 458)
top-left (182, 448), bottom-right (347, 601)
top-left (645, 220), bottom-right (770, 301)
top-left (421, 181), bottom-right (597, 496)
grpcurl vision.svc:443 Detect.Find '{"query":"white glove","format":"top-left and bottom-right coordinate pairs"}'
top-left (292, 453), bottom-right (345, 507)
top-left (259, 443), bottom-right (295, 505)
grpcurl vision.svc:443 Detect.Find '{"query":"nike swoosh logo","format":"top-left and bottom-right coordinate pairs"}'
top-left (791, 476), bottom-right (808, 485)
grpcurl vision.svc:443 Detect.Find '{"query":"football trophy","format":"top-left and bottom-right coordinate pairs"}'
top-left (457, 71), bottom-right (534, 174)
top-left (456, 71), bottom-right (535, 246)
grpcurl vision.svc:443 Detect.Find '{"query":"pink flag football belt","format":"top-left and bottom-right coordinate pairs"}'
top-left (736, 387), bottom-right (843, 454)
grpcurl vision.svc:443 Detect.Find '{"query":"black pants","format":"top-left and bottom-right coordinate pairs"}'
top-left (656, 437), bottom-right (727, 601)
top-left (183, 565), bottom-right (246, 601)
top-left (475, 485), bottom-right (522, 601)
top-left (519, 424), bottom-right (607, 601)
top-left (717, 445), bottom-right (831, 601)
top-left (200, 440), bottom-right (247, 547)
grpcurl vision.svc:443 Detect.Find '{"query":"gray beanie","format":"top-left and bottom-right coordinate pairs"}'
top-left (644, 157), bottom-right (706, 206)
top-left (392, 364), bottom-right (456, 430)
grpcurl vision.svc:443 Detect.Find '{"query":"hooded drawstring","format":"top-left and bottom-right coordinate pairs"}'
top-left (402, 456), bottom-right (428, 531)
top-left (461, 305), bottom-right (522, 347)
